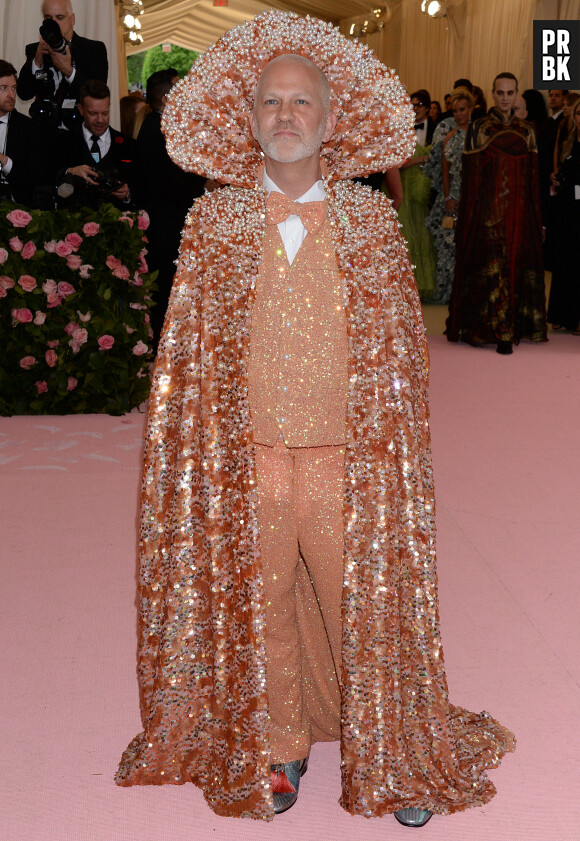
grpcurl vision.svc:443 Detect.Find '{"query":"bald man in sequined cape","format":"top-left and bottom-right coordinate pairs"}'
top-left (116, 10), bottom-right (516, 821)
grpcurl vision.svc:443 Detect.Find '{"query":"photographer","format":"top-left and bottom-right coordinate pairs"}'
top-left (0, 60), bottom-right (33, 205)
top-left (17, 0), bottom-right (108, 130)
top-left (57, 80), bottom-right (136, 210)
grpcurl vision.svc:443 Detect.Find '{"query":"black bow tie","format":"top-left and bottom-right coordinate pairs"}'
top-left (414, 122), bottom-right (425, 130)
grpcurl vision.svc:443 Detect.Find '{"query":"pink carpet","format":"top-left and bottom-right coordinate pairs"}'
top-left (1, 333), bottom-right (578, 841)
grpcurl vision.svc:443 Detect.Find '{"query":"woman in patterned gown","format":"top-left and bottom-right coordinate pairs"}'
top-left (425, 88), bottom-right (474, 305)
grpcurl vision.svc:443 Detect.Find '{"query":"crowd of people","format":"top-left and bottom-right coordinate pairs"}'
top-left (2, 1), bottom-right (578, 357)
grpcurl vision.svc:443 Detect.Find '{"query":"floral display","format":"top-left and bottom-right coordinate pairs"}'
top-left (0, 202), bottom-right (156, 415)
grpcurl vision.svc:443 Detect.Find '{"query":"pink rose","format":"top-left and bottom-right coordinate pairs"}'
top-left (129, 302), bottom-right (144, 310)
top-left (82, 222), bottom-right (100, 236)
top-left (138, 256), bottom-right (148, 273)
top-left (125, 324), bottom-right (135, 334)
top-left (21, 241), bottom-right (37, 260)
top-left (148, 327), bottom-right (154, 339)
top-left (77, 310), bottom-right (91, 322)
top-left (132, 340), bottom-right (149, 356)
top-left (45, 349), bottom-right (58, 367)
top-left (106, 255), bottom-right (122, 270)
top-left (35, 380), bottom-right (48, 394)
top-left (57, 281), bottom-right (76, 297)
top-left (44, 240), bottom-right (58, 253)
top-left (131, 273), bottom-right (143, 286)
top-left (64, 322), bottom-right (79, 335)
top-left (0, 286), bottom-right (6, 299)
top-left (12, 307), bottom-right (33, 323)
top-left (72, 327), bottom-right (88, 344)
top-left (55, 240), bottom-right (73, 257)
top-left (46, 340), bottom-right (60, 348)
top-left (18, 274), bottom-right (37, 292)
top-left (137, 211), bottom-right (150, 230)
top-left (79, 264), bottom-right (93, 279)
top-left (112, 265), bottom-right (130, 280)
top-left (66, 254), bottom-right (83, 270)
top-left (65, 232), bottom-right (82, 250)
top-left (7, 209), bottom-right (32, 228)
top-left (144, 313), bottom-right (150, 325)
top-left (0, 275), bottom-right (15, 290)
top-left (42, 279), bottom-right (57, 295)
top-left (98, 334), bottom-right (115, 351)
top-left (34, 311), bottom-right (46, 325)
top-left (0, 247), bottom-right (8, 264)
top-left (67, 377), bottom-right (78, 391)
top-left (46, 293), bottom-right (62, 308)
top-left (9, 237), bottom-right (23, 252)
top-left (119, 215), bottom-right (134, 228)
top-left (69, 339), bottom-right (82, 354)
top-left (19, 355), bottom-right (37, 369)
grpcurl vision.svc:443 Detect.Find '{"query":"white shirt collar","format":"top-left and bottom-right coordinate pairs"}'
top-left (552, 109), bottom-right (563, 120)
top-left (263, 170), bottom-right (325, 202)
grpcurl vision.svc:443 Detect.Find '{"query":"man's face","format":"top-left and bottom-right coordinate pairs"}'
top-left (78, 96), bottom-right (110, 136)
top-left (411, 98), bottom-right (428, 123)
top-left (548, 90), bottom-right (564, 112)
top-left (250, 57), bottom-right (335, 165)
top-left (492, 78), bottom-right (517, 115)
top-left (42, 0), bottom-right (75, 42)
top-left (0, 75), bottom-right (17, 118)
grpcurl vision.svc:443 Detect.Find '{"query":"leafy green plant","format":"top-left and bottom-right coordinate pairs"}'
top-left (141, 44), bottom-right (198, 86)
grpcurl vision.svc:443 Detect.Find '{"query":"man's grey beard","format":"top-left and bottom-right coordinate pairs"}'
top-left (253, 121), bottom-right (327, 163)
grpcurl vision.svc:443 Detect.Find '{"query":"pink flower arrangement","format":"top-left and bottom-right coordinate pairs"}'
top-left (21, 241), bottom-right (37, 260)
top-left (98, 334), bottom-right (115, 351)
top-left (66, 254), bottom-right (83, 270)
top-left (35, 381), bottom-right (48, 394)
top-left (65, 232), bottom-right (83, 250)
top-left (46, 293), bottom-right (62, 308)
top-left (72, 327), bottom-right (88, 345)
top-left (45, 349), bottom-right (58, 367)
top-left (34, 311), bottom-right (46, 325)
top-left (82, 222), bottom-right (100, 236)
top-left (132, 340), bottom-right (148, 356)
top-left (12, 307), bottom-right (33, 323)
top-left (1, 275), bottom-right (16, 290)
top-left (137, 211), bottom-right (150, 230)
top-left (9, 237), bottom-right (23, 252)
top-left (67, 377), bottom-right (78, 391)
top-left (44, 240), bottom-right (58, 253)
top-left (0, 247), bottom-right (8, 264)
top-left (57, 281), bottom-right (76, 297)
top-left (20, 356), bottom-right (37, 369)
top-left (64, 322), bottom-right (79, 335)
top-left (55, 240), bottom-right (74, 258)
top-left (7, 209), bottom-right (32, 228)
top-left (18, 275), bottom-right (37, 292)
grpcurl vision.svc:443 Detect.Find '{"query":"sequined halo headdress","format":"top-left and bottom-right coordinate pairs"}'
top-left (162, 10), bottom-right (414, 187)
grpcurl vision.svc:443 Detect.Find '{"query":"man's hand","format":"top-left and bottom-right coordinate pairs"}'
top-left (49, 44), bottom-right (74, 79)
top-left (111, 183), bottom-right (130, 201)
top-left (0, 153), bottom-right (9, 168)
top-left (34, 37), bottom-right (51, 68)
top-left (67, 165), bottom-right (99, 185)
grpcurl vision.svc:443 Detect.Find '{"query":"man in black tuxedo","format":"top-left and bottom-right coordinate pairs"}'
top-left (58, 80), bottom-right (137, 209)
top-left (0, 61), bottom-right (34, 205)
top-left (17, 0), bottom-right (107, 129)
top-left (410, 89), bottom-right (436, 146)
top-left (137, 69), bottom-right (206, 347)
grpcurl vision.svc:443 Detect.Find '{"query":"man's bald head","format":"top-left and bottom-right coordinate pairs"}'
top-left (254, 54), bottom-right (331, 115)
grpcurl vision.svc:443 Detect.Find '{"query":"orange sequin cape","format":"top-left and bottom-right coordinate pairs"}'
top-left (116, 10), bottom-right (515, 820)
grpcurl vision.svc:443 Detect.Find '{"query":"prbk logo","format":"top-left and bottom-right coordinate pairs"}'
top-left (533, 21), bottom-right (580, 88)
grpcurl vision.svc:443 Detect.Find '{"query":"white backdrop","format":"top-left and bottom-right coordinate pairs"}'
top-left (1, 0), bottom-right (120, 125)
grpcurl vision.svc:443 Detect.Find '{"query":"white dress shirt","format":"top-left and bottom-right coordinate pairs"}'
top-left (82, 124), bottom-right (111, 162)
top-left (414, 121), bottom-right (427, 147)
top-left (0, 114), bottom-right (13, 174)
top-left (263, 170), bottom-right (325, 265)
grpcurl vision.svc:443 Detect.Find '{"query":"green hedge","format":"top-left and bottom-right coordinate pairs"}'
top-left (0, 202), bottom-right (157, 415)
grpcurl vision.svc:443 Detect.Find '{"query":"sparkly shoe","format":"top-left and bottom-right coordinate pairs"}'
top-left (394, 807), bottom-right (433, 827)
top-left (270, 757), bottom-right (308, 814)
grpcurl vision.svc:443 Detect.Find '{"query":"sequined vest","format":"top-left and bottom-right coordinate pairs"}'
top-left (248, 217), bottom-right (348, 447)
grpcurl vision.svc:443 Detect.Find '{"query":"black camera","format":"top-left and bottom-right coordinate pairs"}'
top-left (39, 18), bottom-right (68, 55)
top-left (95, 168), bottom-right (123, 194)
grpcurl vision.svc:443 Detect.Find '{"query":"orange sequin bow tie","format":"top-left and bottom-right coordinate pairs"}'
top-left (266, 191), bottom-right (327, 234)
